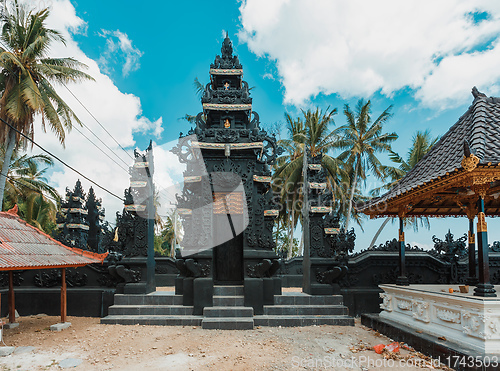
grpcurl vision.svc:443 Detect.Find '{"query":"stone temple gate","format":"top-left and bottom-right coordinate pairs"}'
top-left (170, 33), bottom-right (283, 308)
top-left (102, 35), bottom-right (353, 329)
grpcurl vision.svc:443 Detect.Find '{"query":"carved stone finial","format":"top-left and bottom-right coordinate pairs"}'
top-left (221, 34), bottom-right (233, 58)
top-left (472, 86), bottom-right (486, 99)
top-left (463, 139), bottom-right (471, 158)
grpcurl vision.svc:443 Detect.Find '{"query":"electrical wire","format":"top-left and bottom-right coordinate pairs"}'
top-left (60, 83), bottom-right (135, 161)
top-left (0, 40), bottom-right (132, 174)
top-left (0, 39), bottom-right (179, 208)
top-left (0, 117), bottom-right (124, 201)
top-left (6, 174), bottom-right (60, 205)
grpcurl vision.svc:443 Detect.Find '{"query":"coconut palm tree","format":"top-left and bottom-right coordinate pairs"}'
top-left (18, 192), bottom-right (57, 233)
top-left (273, 107), bottom-right (343, 257)
top-left (1, 146), bottom-right (59, 210)
top-left (368, 130), bottom-right (439, 247)
top-left (333, 100), bottom-right (397, 229)
top-left (0, 1), bottom-right (93, 207)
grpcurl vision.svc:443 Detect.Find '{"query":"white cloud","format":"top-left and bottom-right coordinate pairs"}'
top-left (21, 0), bottom-right (164, 223)
top-left (238, 0), bottom-right (500, 109)
top-left (98, 29), bottom-right (143, 76)
top-left (409, 242), bottom-right (433, 251)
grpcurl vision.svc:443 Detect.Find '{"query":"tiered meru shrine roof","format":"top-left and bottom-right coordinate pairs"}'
top-left (359, 87), bottom-right (500, 217)
top-left (0, 207), bottom-right (107, 271)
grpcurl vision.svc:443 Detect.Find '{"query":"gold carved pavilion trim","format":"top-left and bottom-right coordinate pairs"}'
top-left (461, 154), bottom-right (480, 172)
top-left (362, 165), bottom-right (500, 218)
top-left (477, 212), bottom-right (487, 232)
top-left (399, 231), bottom-right (405, 242)
top-left (468, 231), bottom-right (475, 244)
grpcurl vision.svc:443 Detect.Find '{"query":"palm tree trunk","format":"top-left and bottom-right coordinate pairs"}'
top-left (0, 129), bottom-right (16, 210)
top-left (287, 199), bottom-right (295, 259)
top-left (344, 158), bottom-right (360, 229)
top-left (299, 231), bottom-right (304, 256)
top-left (369, 217), bottom-right (391, 248)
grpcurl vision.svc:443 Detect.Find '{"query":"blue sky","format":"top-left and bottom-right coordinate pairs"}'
top-left (29, 0), bottom-right (500, 251)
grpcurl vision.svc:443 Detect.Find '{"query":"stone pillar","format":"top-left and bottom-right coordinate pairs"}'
top-left (396, 217), bottom-right (409, 286)
top-left (474, 196), bottom-right (496, 297)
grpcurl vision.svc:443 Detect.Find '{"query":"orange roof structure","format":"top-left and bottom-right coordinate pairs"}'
top-left (0, 207), bottom-right (107, 271)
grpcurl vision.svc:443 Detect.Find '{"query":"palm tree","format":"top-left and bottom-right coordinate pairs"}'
top-left (18, 192), bottom-right (57, 233)
top-left (1, 146), bottom-right (59, 209)
top-left (0, 147), bottom-right (60, 233)
top-left (273, 108), bottom-right (343, 258)
top-left (368, 130), bottom-right (439, 247)
top-left (333, 100), bottom-right (397, 229)
top-left (0, 1), bottom-right (93, 207)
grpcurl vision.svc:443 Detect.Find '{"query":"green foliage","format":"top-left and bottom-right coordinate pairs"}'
top-left (154, 234), bottom-right (171, 256)
top-left (368, 130), bottom-right (439, 247)
top-left (273, 108), bottom-right (343, 257)
top-left (17, 192), bottom-right (57, 234)
top-left (333, 100), bottom-right (397, 228)
top-left (0, 0), bottom-right (93, 208)
top-left (154, 210), bottom-right (181, 257)
top-left (273, 220), bottom-right (300, 258)
top-left (0, 146), bottom-right (59, 233)
top-left (376, 129), bottom-right (440, 193)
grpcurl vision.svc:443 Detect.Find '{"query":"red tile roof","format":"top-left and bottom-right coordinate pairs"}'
top-left (0, 209), bottom-right (108, 271)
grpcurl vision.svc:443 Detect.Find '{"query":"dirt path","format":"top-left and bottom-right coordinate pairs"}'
top-left (0, 315), bottom-right (452, 370)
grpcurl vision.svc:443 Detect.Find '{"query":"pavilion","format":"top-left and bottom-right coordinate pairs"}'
top-left (0, 206), bottom-right (107, 329)
top-left (358, 87), bottom-right (500, 357)
top-left (359, 87), bottom-right (500, 296)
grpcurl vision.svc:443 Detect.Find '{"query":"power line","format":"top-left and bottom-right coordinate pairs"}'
top-left (60, 84), bottom-right (135, 161)
top-left (0, 40), bottom-right (132, 174)
top-left (0, 40), bottom-right (174, 207)
top-left (68, 123), bottom-right (129, 173)
top-left (6, 174), bottom-right (60, 205)
top-left (0, 117), bottom-right (124, 201)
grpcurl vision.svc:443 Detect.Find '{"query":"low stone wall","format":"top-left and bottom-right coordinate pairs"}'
top-left (278, 248), bottom-right (500, 316)
top-left (2, 247), bottom-right (500, 318)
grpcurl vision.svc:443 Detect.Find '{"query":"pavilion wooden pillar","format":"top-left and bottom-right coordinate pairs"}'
top-left (466, 212), bottom-right (478, 285)
top-left (61, 268), bottom-right (67, 323)
top-left (474, 195), bottom-right (496, 297)
top-left (8, 271), bottom-right (15, 324)
top-left (396, 217), bottom-right (409, 286)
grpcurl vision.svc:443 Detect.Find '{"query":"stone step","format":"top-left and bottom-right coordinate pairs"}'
top-left (213, 296), bottom-right (244, 306)
top-left (108, 305), bottom-right (194, 316)
top-left (263, 305), bottom-right (348, 316)
top-left (253, 315), bottom-right (354, 327)
top-left (100, 315), bottom-right (202, 326)
top-left (273, 295), bottom-right (344, 306)
top-left (203, 306), bottom-right (254, 318)
top-left (202, 318), bottom-right (254, 330)
top-left (213, 285), bottom-right (244, 296)
top-left (114, 293), bottom-right (183, 306)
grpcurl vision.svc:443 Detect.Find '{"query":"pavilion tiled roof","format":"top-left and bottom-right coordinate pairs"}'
top-left (358, 88), bottom-right (500, 212)
top-left (0, 208), bottom-right (107, 271)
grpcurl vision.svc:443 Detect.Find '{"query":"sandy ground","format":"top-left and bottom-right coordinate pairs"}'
top-left (0, 315), bottom-right (453, 371)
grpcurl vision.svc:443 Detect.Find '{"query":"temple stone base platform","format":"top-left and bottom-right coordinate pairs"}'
top-left (362, 284), bottom-right (500, 363)
top-left (101, 286), bottom-right (353, 329)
